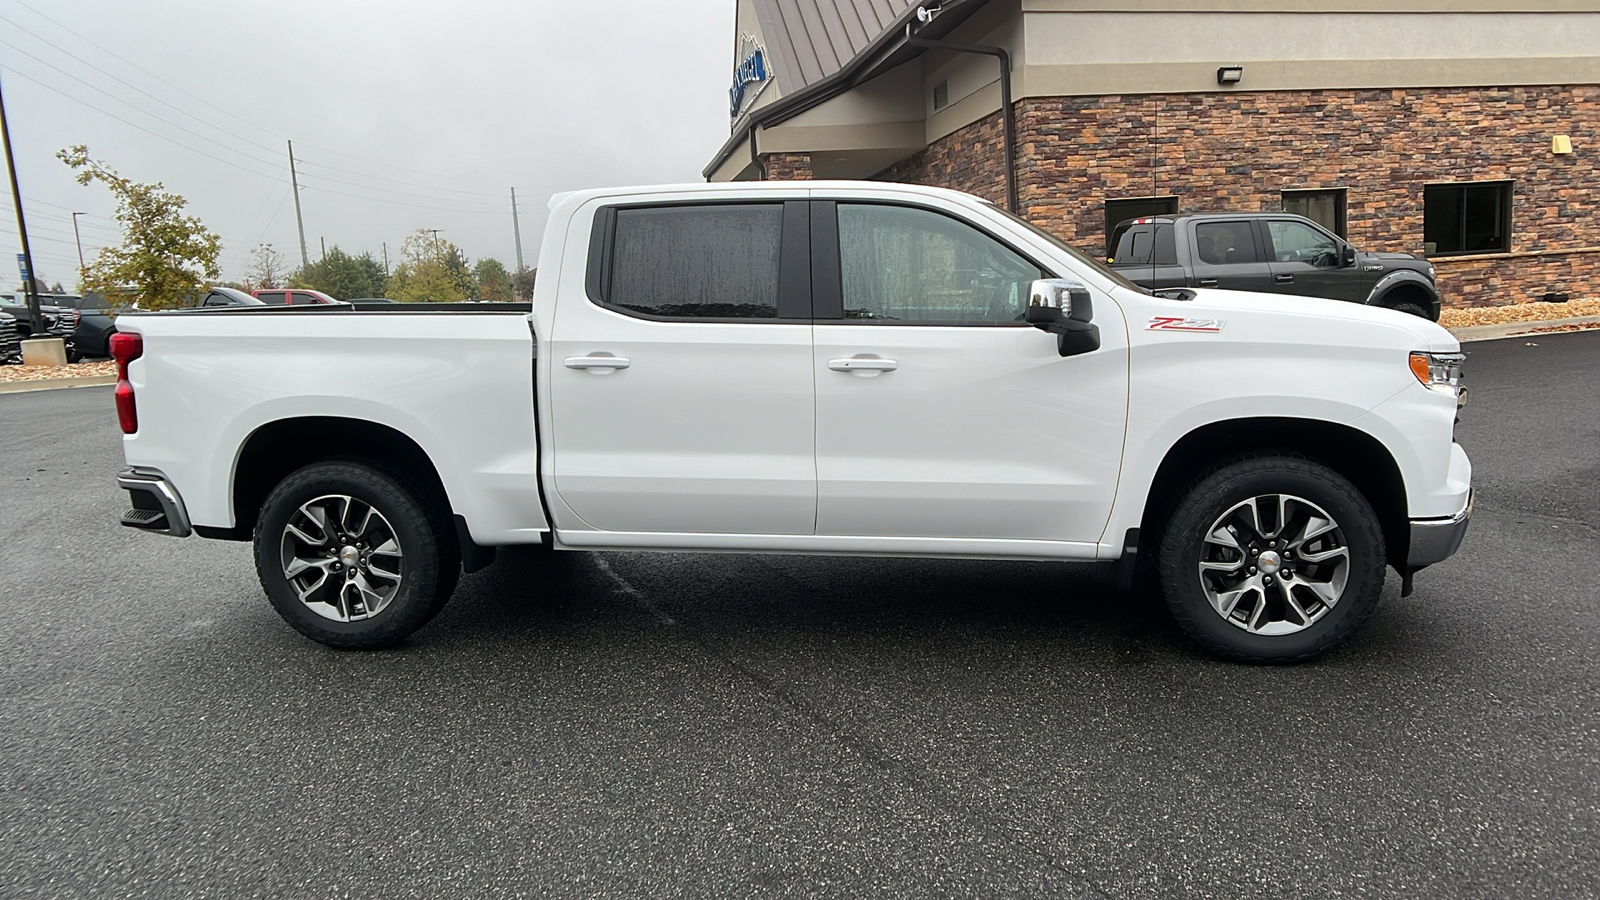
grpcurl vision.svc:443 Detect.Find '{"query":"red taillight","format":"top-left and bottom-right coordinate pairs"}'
top-left (109, 331), bottom-right (143, 434)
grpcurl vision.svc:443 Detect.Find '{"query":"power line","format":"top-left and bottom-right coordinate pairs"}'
top-left (0, 67), bottom-right (284, 181)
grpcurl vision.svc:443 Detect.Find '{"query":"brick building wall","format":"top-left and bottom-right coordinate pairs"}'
top-left (884, 85), bottom-right (1600, 308)
top-left (880, 111), bottom-right (1009, 206)
top-left (761, 152), bottom-right (815, 180)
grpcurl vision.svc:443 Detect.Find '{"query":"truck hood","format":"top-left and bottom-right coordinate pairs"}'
top-left (1136, 287), bottom-right (1459, 354)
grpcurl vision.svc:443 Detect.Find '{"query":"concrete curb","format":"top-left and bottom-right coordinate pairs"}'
top-left (1451, 314), bottom-right (1600, 342)
top-left (0, 374), bottom-right (117, 395)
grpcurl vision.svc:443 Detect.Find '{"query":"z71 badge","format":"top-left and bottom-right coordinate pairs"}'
top-left (1147, 316), bottom-right (1225, 332)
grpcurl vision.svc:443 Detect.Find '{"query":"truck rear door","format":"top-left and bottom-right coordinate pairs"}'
top-left (546, 201), bottom-right (816, 535)
top-left (1188, 219), bottom-right (1276, 293)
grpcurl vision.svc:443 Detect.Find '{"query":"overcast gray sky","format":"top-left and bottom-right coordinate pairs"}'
top-left (0, 0), bottom-right (735, 291)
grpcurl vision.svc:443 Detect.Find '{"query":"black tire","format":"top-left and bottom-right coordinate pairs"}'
top-left (254, 461), bottom-right (458, 648)
top-left (1157, 456), bottom-right (1386, 664)
top-left (1388, 302), bottom-right (1431, 320)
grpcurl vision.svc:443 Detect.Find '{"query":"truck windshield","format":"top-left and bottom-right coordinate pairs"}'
top-left (983, 203), bottom-right (1150, 294)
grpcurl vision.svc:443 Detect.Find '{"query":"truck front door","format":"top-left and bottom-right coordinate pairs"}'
top-left (1261, 218), bottom-right (1366, 302)
top-left (809, 200), bottom-right (1128, 546)
top-left (548, 201), bottom-right (816, 535)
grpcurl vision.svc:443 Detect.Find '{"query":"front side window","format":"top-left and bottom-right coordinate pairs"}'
top-left (291, 292), bottom-right (322, 305)
top-left (1264, 220), bottom-right (1341, 267)
top-left (1424, 182), bottom-right (1511, 255)
top-left (606, 204), bottom-right (783, 319)
top-left (1193, 222), bottom-right (1259, 265)
top-left (836, 204), bottom-right (1043, 324)
top-left (256, 291), bottom-right (288, 305)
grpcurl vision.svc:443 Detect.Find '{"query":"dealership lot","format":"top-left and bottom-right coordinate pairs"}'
top-left (1, 332), bottom-right (1595, 899)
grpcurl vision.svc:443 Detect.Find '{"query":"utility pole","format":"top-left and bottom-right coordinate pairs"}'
top-left (71, 212), bottom-right (85, 270)
top-left (0, 70), bottom-right (43, 335)
top-left (287, 140), bottom-right (308, 268)
top-left (381, 241), bottom-right (388, 276)
top-left (427, 229), bottom-right (443, 255)
top-left (320, 236), bottom-right (325, 261)
top-left (510, 187), bottom-right (524, 271)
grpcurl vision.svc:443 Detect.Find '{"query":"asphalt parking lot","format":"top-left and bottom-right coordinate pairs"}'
top-left (2, 331), bottom-right (1596, 899)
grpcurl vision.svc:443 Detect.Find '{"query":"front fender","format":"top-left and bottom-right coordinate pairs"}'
top-left (1366, 269), bottom-right (1438, 308)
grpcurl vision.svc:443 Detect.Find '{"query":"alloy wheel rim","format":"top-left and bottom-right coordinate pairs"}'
top-left (279, 494), bottom-right (404, 622)
top-left (1197, 493), bottom-right (1350, 636)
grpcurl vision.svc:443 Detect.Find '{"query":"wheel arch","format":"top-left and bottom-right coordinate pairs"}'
top-left (1368, 272), bottom-right (1439, 319)
top-left (212, 416), bottom-right (454, 543)
top-left (1138, 417), bottom-right (1409, 568)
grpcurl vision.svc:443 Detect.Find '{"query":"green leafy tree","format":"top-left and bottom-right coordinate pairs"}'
top-left (387, 230), bottom-right (473, 303)
top-left (474, 257), bottom-right (512, 302)
top-left (512, 266), bottom-right (537, 301)
top-left (354, 252), bottom-right (387, 298)
top-left (57, 145), bottom-right (221, 309)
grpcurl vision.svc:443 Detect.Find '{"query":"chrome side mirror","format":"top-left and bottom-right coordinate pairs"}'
top-left (1025, 278), bottom-right (1099, 357)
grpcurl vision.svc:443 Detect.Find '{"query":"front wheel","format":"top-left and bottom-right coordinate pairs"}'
top-left (1157, 457), bottom-right (1386, 663)
top-left (254, 461), bottom-right (456, 648)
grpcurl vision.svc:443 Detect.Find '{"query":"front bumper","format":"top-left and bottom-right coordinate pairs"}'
top-left (117, 466), bottom-right (192, 537)
top-left (1407, 489), bottom-right (1471, 567)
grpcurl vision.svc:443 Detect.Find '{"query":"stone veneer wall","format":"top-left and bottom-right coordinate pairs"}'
top-left (884, 86), bottom-right (1600, 308)
top-left (761, 152), bottom-right (814, 180)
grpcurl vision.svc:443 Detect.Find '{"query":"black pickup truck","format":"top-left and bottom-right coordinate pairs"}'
top-left (1109, 212), bottom-right (1441, 320)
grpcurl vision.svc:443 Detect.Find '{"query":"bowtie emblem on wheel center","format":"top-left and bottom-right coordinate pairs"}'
top-left (339, 546), bottom-right (361, 568)
top-left (1257, 550), bottom-right (1282, 575)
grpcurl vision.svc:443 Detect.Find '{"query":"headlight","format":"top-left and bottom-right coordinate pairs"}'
top-left (1409, 351), bottom-right (1464, 390)
top-left (1425, 263), bottom-right (1436, 280)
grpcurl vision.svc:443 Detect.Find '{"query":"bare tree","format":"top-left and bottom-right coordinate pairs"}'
top-left (245, 243), bottom-right (288, 291)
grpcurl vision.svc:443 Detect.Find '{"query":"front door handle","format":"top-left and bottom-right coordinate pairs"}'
top-left (828, 357), bottom-right (898, 373)
top-left (1275, 273), bottom-right (1295, 284)
top-left (1198, 278), bottom-right (1219, 287)
top-left (564, 354), bottom-right (631, 372)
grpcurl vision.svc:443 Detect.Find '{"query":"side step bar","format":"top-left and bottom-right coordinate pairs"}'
top-left (117, 467), bottom-right (192, 537)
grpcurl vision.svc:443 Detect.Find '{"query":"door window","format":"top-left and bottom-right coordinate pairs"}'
top-left (291, 292), bottom-right (321, 304)
top-left (1193, 222), bottom-right (1259, 265)
top-left (836, 204), bottom-right (1043, 324)
top-left (256, 291), bottom-right (288, 305)
top-left (1265, 220), bottom-right (1341, 267)
top-left (604, 204), bottom-right (783, 319)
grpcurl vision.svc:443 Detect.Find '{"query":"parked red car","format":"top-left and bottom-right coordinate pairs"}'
top-left (251, 288), bottom-right (342, 305)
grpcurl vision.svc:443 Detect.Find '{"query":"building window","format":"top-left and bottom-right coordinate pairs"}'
top-left (1104, 197), bottom-right (1178, 256)
top-left (932, 81), bottom-right (949, 111)
top-left (1282, 189), bottom-right (1346, 238)
top-left (1424, 182), bottom-right (1512, 256)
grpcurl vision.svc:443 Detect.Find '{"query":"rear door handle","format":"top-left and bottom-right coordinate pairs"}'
top-left (1198, 278), bottom-right (1219, 287)
top-left (564, 354), bottom-right (631, 371)
top-left (828, 357), bottom-right (898, 372)
top-left (1275, 274), bottom-right (1295, 284)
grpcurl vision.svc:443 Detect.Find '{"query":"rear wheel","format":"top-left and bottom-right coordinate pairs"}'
top-left (254, 461), bottom-right (457, 648)
top-left (1157, 457), bottom-right (1386, 663)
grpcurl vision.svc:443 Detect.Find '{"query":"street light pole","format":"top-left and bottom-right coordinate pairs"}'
top-left (71, 212), bottom-right (85, 270)
top-left (0, 69), bottom-right (43, 334)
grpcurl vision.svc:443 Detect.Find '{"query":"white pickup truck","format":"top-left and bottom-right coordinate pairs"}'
top-left (110, 181), bottom-right (1471, 662)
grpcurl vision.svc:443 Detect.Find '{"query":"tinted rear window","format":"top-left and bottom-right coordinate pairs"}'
top-left (607, 204), bottom-right (782, 319)
top-left (1110, 224), bottom-right (1176, 266)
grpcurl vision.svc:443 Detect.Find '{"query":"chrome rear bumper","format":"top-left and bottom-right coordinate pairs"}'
top-left (117, 467), bottom-right (192, 537)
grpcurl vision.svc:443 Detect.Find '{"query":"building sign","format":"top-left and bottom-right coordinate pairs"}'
top-left (16, 253), bottom-right (27, 286)
top-left (729, 34), bottom-right (770, 119)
